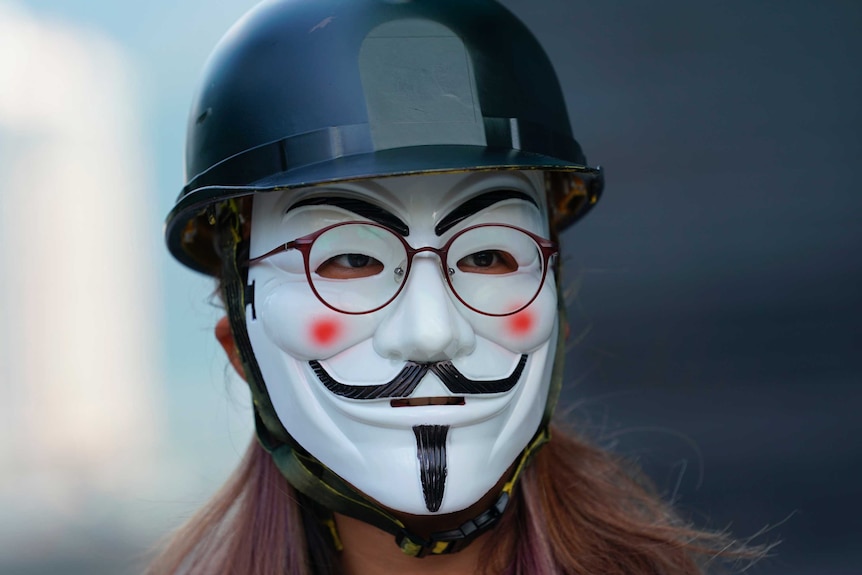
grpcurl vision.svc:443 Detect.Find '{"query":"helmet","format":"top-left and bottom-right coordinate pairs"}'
top-left (165, 0), bottom-right (602, 274)
top-left (165, 0), bottom-right (603, 557)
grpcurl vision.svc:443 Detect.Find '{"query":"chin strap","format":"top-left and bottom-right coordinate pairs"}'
top-left (216, 200), bottom-right (556, 558)
top-left (258, 413), bottom-right (549, 557)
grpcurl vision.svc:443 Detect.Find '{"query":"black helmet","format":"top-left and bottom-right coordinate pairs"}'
top-left (165, 0), bottom-right (603, 275)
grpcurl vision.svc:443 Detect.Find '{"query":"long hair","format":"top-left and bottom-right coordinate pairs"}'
top-left (482, 425), bottom-right (763, 575)
top-left (146, 424), bottom-right (764, 574)
top-left (145, 438), bottom-right (313, 575)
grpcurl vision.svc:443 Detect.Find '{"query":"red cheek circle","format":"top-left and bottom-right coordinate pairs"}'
top-left (506, 309), bottom-right (534, 337)
top-left (310, 318), bottom-right (342, 346)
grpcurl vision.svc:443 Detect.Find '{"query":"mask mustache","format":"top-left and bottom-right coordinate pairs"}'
top-left (430, 355), bottom-right (527, 394)
top-left (308, 355), bottom-right (528, 400)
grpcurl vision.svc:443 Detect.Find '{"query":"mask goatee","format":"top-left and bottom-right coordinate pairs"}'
top-left (413, 425), bottom-right (449, 512)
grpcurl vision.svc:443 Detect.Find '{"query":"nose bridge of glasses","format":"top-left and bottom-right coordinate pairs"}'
top-left (373, 246), bottom-right (475, 362)
top-left (397, 243), bottom-right (458, 312)
top-left (406, 244), bottom-right (450, 273)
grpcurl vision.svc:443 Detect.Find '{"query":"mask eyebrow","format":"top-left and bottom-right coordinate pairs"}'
top-left (288, 196), bottom-right (410, 236)
top-left (434, 190), bottom-right (539, 236)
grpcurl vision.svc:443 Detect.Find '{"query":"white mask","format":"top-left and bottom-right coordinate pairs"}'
top-left (246, 171), bottom-right (559, 515)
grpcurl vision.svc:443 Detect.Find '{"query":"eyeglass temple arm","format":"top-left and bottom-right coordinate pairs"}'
top-left (248, 240), bottom-right (300, 265)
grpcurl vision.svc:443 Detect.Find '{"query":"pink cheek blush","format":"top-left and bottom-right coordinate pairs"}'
top-left (310, 318), bottom-right (342, 347)
top-left (506, 309), bottom-right (534, 337)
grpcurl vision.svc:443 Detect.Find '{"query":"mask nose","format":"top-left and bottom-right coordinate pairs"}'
top-left (372, 255), bottom-right (475, 363)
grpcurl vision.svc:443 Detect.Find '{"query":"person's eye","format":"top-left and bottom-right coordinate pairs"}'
top-left (456, 250), bottom-right (518, 274)
top-left (316, 253), bottom-right (385, 279)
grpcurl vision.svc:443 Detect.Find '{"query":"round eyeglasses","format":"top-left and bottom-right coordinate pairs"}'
top-left (249, 222), bottom-right (558, 316)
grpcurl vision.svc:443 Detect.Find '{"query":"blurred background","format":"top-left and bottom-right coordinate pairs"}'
top-left (0, 0), bottom-right (858, 573)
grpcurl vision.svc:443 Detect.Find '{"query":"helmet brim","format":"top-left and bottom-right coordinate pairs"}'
top-left (165, 145), bottom-right (602, 275)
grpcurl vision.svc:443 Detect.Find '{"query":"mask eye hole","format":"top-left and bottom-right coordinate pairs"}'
top-left (316, 253), bottom-right (385, 279)
top-left (456, 250), bottom-right (518, 274)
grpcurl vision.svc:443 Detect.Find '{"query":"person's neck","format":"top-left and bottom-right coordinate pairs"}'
top-left (334, 513), bottom-right (491, 575)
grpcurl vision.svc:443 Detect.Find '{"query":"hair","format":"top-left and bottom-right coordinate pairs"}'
top-left (145, 423), bottom-right (766, 575)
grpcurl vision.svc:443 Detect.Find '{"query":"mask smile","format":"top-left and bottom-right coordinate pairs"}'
top-left (390, 397), bottom-right (466, 408)
top-left (308, 354), bottom-right (528, 400)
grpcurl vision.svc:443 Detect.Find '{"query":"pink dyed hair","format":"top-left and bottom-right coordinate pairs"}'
top-left (146, 424), bottom-right (765, 574)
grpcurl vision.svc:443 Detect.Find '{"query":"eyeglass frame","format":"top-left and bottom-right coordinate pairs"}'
top-left (248, 221), bottom-right (559, 317)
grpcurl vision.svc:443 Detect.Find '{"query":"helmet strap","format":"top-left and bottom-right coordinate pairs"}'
top-left (259, 413), bottom-right (550, 557)
top-left (217, 201), bottom-right (291, 443)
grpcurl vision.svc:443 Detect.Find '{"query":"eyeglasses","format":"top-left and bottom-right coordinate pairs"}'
top-left (249, 222), bottom-right (558, 316)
